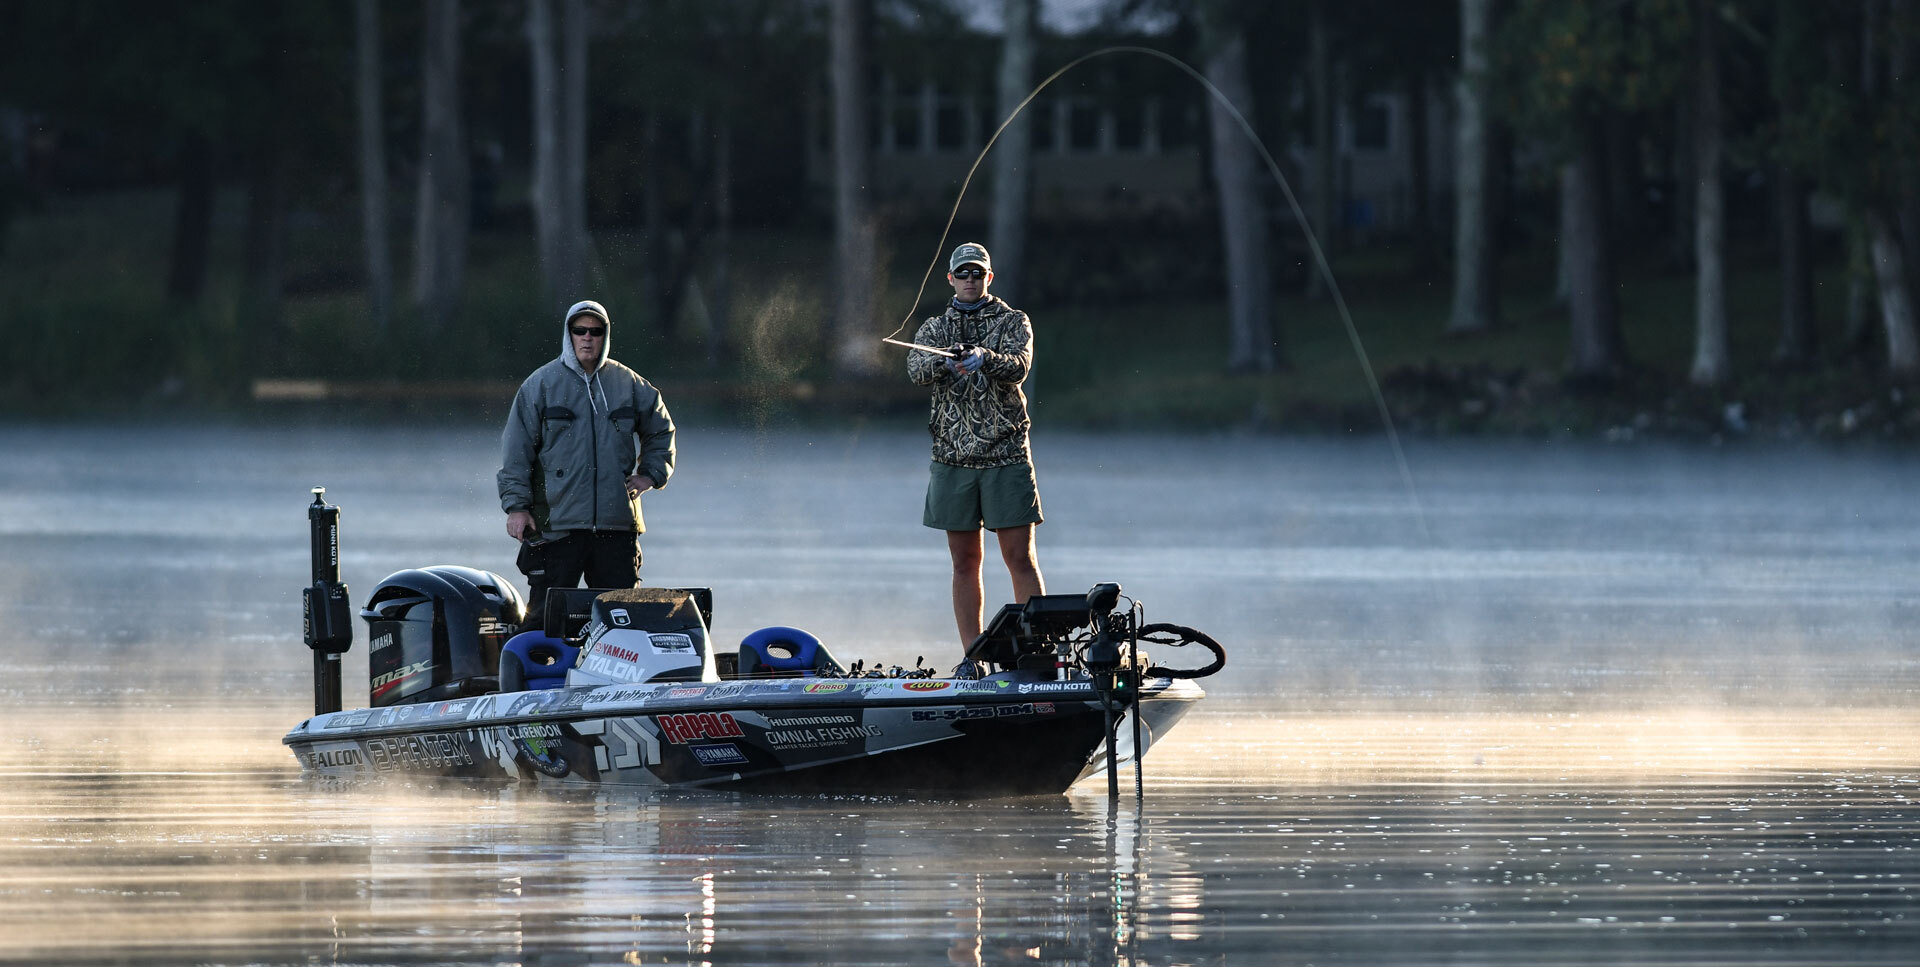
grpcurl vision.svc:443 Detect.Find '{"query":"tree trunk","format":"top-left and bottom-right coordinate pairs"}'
top-left (561, 0), bottom-right (588, 295)
top-left (412, 0), bottom-right (468, 331)
top-left (1447, 0), bottom-right (1494, 332)
top-left (1772, 165), bottom-right (1817, 365)
top-left (830, 0), bottom-right (879, 377)
top-left (1564, 123), bottom-right (1624, 381)
top-left (1846, 224), bottom-right (1875, 354)
top-left (241, 142), bottom-right (290, 367)
top-left (355, 0), bottom-right (392, 332)
top-left (1306, 0), bottom-right (1335, 299)
top-left (707, 120), bottom-right (732, 366)
top-left (1869, 214), bottom-right (1920, 377)
top-left (528, 0), bottom-right (559, 289)
top-left (1405, 69), bottom-right (1434, 271)
top-left (987, 0), bottom-right (1035, 308)
top-left (1199, 10), bottom-right (1275, 372)
top-left (165, 131), bottom-right (213, 304)
top-left (1668, 93), bottom-right (1694, 271)
top-left (528, 0), bottom-right (585, 301)
top-left (1689, 0), bottom-right (1728, 387)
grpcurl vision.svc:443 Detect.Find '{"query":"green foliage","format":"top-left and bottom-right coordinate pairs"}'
top-left (1491, 0), bottom-right (1690, 153)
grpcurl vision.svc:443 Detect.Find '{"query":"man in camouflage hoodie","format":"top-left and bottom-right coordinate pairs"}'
top-left (906, 242), bottom-right (1045, 660)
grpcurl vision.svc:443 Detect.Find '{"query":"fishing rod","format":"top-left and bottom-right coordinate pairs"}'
top-left (880, 45), bottom-right (1430, 540)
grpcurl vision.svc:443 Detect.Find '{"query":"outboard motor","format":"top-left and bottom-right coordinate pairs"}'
top-left (566, 587), bottom-right (719, 687)
top-left (361, 566), bottom-right (525, 707)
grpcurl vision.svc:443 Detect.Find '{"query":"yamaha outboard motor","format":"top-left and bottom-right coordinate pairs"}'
top-left (361, 566), bottom-right (525, 707)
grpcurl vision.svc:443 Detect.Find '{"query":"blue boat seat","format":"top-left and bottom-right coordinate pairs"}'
top-left (499, 631), bottom-right (580, 691)
top-left (738, 626), bottom-right (842, 677)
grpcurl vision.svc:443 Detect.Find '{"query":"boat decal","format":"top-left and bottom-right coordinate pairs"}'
top-left (365, 731), bottom-right (474, 772)
top-left (332, 709), bottom-right (373, 728)
top-left (657, 711), bottom-right (744, 744)
top-left (1017, 682), bottom-right (1091, 693)
top-left (371, 659), bottom-right (432, 700)
top-left (436, 699), bottom-right (471, 718)
top-left (574, 717), bottom-right (660, 774)
top-left (762, 713), bottom-right (857, 728)
top-left (902, 681), bottom-right (950, 692)
top-left (667, 686), bottom-right (707, 699)
top-left (648, 633), bottom-right (694, 653)
top-left (302, 741), bottom-right (363, 769)
top-left (690, 743), bottom-right (750, 767)
top-left (802, 681), bottom-right (849, 694)
top-left (582, 685), bottom-right (656, 709)
top-left (954, 681), bottom-right (1013, 693)
top-left (764, 723), bottom-right (883, 749)
top-left (707, 682), bottom-right (749, 700)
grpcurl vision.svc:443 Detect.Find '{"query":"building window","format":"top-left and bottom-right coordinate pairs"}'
top-left (1354, 99), bottom-right (1390, 151)
top-left (1114, 100), bottom-right (1145, 151)
top-left (935, 99), bottom-right (966, 150)
top-left (1068, 101), bottom-right (1100, 152)
top-left (1030, 98), bottom-right (1054, 151)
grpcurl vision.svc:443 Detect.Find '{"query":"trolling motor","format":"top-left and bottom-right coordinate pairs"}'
top-left (1083, 582), bottom-right (1144, 800)
top-left (302, 488), bottom-right (353, 715)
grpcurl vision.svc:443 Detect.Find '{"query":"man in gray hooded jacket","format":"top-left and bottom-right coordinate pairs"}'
top-left (498, 299), bottom-right (675, 625)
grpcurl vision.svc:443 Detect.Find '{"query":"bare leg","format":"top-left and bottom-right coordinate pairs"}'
top-left (994, 524), bottom-right (1045, 603)
top-left (947, 529), bottom-right (985, 649)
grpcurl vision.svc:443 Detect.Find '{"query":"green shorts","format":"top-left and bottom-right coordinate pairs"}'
top-left (924, 460), bottom-right (1044, 532)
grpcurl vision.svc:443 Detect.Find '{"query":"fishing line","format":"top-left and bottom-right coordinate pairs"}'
top-left (884, 45), bottom-right (1429, 539)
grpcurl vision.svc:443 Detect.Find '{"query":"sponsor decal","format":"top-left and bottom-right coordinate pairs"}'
top-left (667, 686), bottom-right (707, 699)
top-left (690, 743), bottom-right (750, 768)
top-left (611, 608), bottom-right (632, 627)
top-left (573, 717), bottom-right (660, 774)
top-left (649, 633), bottom-right (694, 653)
top-left (1017, 682), bottom-right (1092, 694)
top-left (764, 724), bottom-right (883, 749)
top-left (600, 642), bottom-right (642, 663)
top-left (803, 681), bottom-right (849, 694)
top-left (657, 711), bottom-right (744, 744)
top-left (707, 682), bottom-right (749, 700)
top-left (365, 732), bottom-right (474, 772)
top-left (956, 681), bottom-right (1012, 694)
top-left (371, 659), bottom-right (432, 699)
top-left (395, 705), bottom-right (418, 722)
top-left (911, 703), bottom-right (1054, 723)
top-left (303, 744), bottom-right (362, 769)
top-left (436, 700), bottom-right (471, 717)
top-left (370, 632), bottom-right (395, 652)
top-left (764, 713), bottom-right (857, 728)
top-left (333, 709), bottom-right (373, 728)
top-left (581, 650), bottom-right (646, 684)
top-left (585, 686), bottom-right (656, 708)
top-left (902, 681), bottom-right (950, 692)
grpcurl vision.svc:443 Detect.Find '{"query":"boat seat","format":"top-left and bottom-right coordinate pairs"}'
top-left (499, 631), bottom-right (580, 692)
top-left (738, 626), bottom-right (842, 677)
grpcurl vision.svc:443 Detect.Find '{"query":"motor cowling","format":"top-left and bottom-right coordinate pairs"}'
top-left (566, 587), bottom-right (718, 687)
top-left (360, 565), bottom-right (525, 707)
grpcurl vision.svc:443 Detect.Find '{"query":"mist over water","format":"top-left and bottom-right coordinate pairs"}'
top-left (1, 423), bottom-right (1915, 964)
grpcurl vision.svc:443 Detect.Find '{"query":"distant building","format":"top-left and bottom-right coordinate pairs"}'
top-left (806, 65), bottom-right (1454, 238)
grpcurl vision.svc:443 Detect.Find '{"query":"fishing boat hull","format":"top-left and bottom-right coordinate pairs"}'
top-left (285, 674), bottom-right (1203, 796)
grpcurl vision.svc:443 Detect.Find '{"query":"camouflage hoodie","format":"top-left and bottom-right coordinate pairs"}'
top-left (906, 296), bottom-right (1034, 468)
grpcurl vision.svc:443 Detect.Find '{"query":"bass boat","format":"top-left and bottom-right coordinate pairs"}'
top-left (285, 490), bottom-right (1225, 797)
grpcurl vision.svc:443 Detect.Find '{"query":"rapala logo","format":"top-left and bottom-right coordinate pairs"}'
top-left (803, 681), bottom-right (849, 693)
top-left (657, 712), bottom-right (743, 744)
top-left (371, 659), bottom-right (431, 697)
top-left (902, 681), bottom-right (950, 692)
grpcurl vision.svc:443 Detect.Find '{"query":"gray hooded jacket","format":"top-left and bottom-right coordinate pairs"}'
top-left (497, 301), bottom-right (675, 537)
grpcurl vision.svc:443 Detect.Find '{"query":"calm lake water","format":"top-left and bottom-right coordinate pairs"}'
top-left (1, 423), bottom-right (1915, 965)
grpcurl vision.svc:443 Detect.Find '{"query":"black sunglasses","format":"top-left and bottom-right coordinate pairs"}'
top-left (570, 325), bottom-right (606, 337)
top-left (951, 267), bottom-right (986, 280)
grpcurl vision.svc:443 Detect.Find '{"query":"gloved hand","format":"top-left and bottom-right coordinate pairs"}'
top-left (956, 347), bottom-right (986, 374)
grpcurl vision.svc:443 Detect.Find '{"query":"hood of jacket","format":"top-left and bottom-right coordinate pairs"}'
top-left (560, 299), bottom-right (611, 376)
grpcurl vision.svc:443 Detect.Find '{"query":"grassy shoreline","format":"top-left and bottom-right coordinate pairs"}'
top-left (3, 189), bottom-right (1913, 441)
